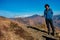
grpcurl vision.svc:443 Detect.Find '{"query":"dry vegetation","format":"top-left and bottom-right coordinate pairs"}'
top-left (0, 17), bottom-right (60, 40)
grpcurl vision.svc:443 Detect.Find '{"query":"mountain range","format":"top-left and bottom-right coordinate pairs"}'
top-left (11, 14), bottom-right (60, 28)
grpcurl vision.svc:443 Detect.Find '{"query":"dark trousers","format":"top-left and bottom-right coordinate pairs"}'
top-left (45, 19), bottom-right (55, 34)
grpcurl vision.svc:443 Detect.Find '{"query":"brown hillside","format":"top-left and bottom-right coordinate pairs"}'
top-left (0, 16), bottom-right (60, 40)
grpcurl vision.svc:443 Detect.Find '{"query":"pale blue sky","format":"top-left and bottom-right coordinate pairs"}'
top-left (0, 0), bottom-right (60, 18)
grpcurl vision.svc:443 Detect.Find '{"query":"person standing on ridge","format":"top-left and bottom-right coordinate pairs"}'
top-left (44, 4), bottom-right (55, 36)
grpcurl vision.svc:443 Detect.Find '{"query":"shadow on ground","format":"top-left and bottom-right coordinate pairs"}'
top-left (27, 26), bottom-right (57, 40)
top-left (43, 36), bottom-right (56, 40)
top-left (27, 26), bottom-right (48, 33)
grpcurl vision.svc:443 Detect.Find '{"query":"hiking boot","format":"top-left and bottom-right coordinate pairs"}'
top-left (48, 32), bottom-right (50, 35)
top-left (51, 32), bottom-right (55, 36)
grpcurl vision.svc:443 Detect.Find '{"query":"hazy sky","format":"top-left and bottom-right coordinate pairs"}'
top-left (0, 0), bottom-right (60, 18)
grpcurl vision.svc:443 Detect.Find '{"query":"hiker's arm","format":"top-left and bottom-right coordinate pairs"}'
top-left (51, 9), bottom-right (53, 17)
top-left (44, 11), bottom-right (46, 18)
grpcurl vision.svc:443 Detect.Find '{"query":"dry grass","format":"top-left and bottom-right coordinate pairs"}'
top-left (0, 17), bottom-right (60, 40)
